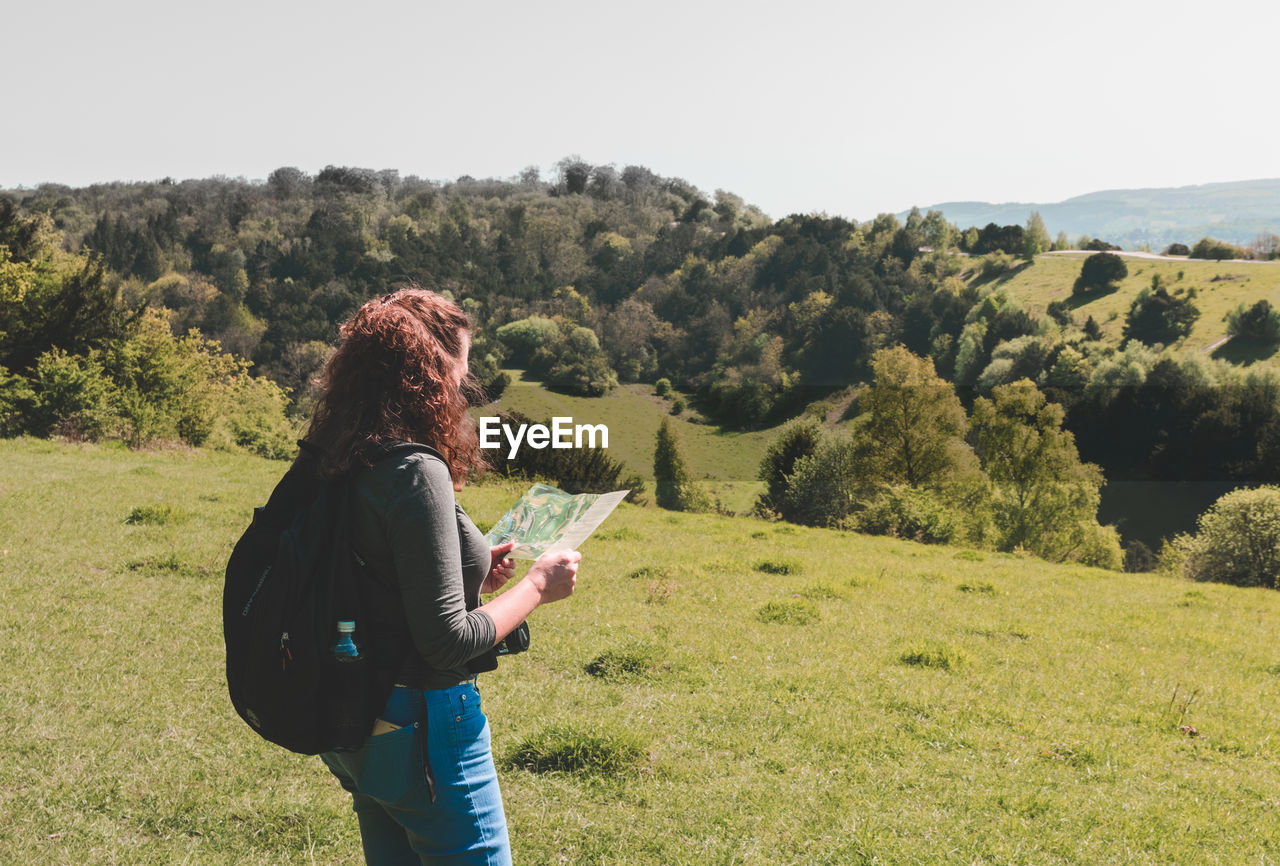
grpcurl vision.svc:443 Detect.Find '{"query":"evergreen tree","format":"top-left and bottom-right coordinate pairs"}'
top-left (654, 417), bottom-right (709, 511)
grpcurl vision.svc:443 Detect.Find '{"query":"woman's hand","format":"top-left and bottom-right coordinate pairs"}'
top-left (482, 540), bottom-right (517, 594)
top-left (525, 548), bottom-right (580, 604)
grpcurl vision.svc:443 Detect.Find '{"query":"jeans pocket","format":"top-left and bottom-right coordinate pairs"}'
top-left (349, 722), bottom-right (425, 803)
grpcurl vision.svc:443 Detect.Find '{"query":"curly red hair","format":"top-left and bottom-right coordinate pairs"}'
top-left (305, 286), bottom-right (484, 485)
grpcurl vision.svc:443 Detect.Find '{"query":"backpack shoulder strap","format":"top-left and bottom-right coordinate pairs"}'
top-left (358, 439), bottom-right (446, 470)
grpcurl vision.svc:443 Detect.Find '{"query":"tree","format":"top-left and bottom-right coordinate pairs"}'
top-left (1226, 299), bottom-right (1280, 343)
top-left (1023, 211), bottom-right (1050, 261)
top-left (1082, 316), bottom-right (1103, 341)
top-left (1122, 286), bottom-right (1199, 346)
top-left (970, 379), bottom-right (1116, 565)
top-left (654, 417), bottom-right (709, 511)
top-left (755, 420), bottom-right (821, 517)
top-left (1189, 237), bottom-right (1247, 261)
top-left (1172, 486), bottom-right (1280, 588)
top-left (1073, 252), bottom-right (1127, 295)
top-left (855, 346), bottom-right (972, 490)
top-left (1163, 242), bottom-right (1190, 256)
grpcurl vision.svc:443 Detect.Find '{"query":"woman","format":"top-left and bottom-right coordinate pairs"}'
top-left (304, 286), bottom-right (579, 865)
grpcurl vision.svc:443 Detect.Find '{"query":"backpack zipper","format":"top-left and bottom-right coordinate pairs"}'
top-left (279, 632), bottom-right (293, 672)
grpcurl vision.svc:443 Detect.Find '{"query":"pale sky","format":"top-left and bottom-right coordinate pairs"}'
top-left (3, 0), bottom-right (1277, 221)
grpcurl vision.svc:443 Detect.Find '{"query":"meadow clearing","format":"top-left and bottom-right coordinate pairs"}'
top-left (3, 438), bottom-right (1280, 863)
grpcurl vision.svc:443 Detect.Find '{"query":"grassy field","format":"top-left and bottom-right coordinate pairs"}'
top-left (4, 438), bottom-right (1280, 863)
top-left (476, 369), bottom-right (783, 514)
top-left (988, 253), bottom-right (1280, 371)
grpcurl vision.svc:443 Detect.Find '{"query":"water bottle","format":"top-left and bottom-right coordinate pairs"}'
top-left (332, 620), bottom-right (362, 662)
top-left (328, 620), bottom-right (367, 749)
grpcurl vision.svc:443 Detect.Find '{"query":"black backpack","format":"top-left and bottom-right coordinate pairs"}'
top-left (222, 439), bottom-right (438, 755)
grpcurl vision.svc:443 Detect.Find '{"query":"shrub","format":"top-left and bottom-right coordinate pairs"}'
top-left (654, 377), bottom-right (671, 397)
top-left (494, 315), bottom-right (560, 363)
top-left (669, 398), bottom-right (685, 415)
top-left (1073, 252), bottom-right (1127, 295)
top-left (754, 420), bottom-right (821, 518)
top-left (0, 365), bottom-right (34, 437)
top-left (1163, 243), bottom-right (1190, 256)
top-left (1124, 540), bottom-right (1159, 573)
top-left (28, 349), bottom-right (117, 440)
top-left (980, 252), bottom-right (1016, 279)
top-left (1189, 237), bottom-right (1248, 261)
top-left (1226, 299), bottom-right (1280, 343)
top-left (1122, 287), bottom-right (1200, 347)
top-left (1046, 300), bottom-right (1073, 327)
top-left (1174, 486), bottom-right (1280, 588)
top-left (849, 485), bottom-right (959, 545)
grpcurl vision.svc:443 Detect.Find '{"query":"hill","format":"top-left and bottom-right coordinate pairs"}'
top-left (907, 178), bottom-right (1280, 250)
top-left (991, 252), bottom-right (1280, 373)
top-left (4, 438), bottom-right (1280, 863)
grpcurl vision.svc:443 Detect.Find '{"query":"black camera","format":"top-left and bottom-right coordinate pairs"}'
top-left (496, 620), bottom-right (530, 656)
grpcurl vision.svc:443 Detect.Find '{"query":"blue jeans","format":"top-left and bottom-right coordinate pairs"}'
top-left (321, 682), bottom-right (511, 865)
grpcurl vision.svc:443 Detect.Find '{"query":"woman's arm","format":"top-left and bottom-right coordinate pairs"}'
top-left (478, 548), bottom-right (580, 646)
top-left (384, 454), bottom-right (498, 669)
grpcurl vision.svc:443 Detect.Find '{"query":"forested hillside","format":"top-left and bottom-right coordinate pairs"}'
top-left (4, 160), bottom-right (1280, 549)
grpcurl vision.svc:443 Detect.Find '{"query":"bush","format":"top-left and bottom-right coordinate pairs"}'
top-left (1074, 252), bottom-right (1127, 295)
top-left (849, 485), bottom-right (959, 545)
top-left (1122, 287), bottom-right (1200, 347)
top-left (654, 377), bottom-right (671, 397)
top-left (1163, 243), bottom-right (1190, 256)
top-left (28, 349), bottom-right (117, 440)
top-left (1226, 299), bottom-right (1280, 343)
top-left (1124, 540), bottom-right (1159, 573)
top-left (494, 315), bottom-right (560, 363)
top-left (0, 365), bottom-right (34, 437)
top-left (754, 420), bottom-right (821, 517)
top-left (980, 252), bottom-right (1016, 279)
top-left (1189, 237), bottom-right (1248, 261)
top-left (1174, 486), bottom-right (1280, 588)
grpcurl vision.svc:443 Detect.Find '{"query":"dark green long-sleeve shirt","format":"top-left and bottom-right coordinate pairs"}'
top-left (349, 450), bottom-right (497, 689)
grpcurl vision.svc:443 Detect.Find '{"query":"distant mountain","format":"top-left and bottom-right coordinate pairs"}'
top-left (903, 178), bottom-right (1280, 250)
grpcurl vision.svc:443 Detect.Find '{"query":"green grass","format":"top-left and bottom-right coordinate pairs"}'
top-left (992, 253), bottom-right (1280, 372)
top-left (4, 437), bottom-right (1280, 863)
top-left (476, 369), bottom-right (785, 513)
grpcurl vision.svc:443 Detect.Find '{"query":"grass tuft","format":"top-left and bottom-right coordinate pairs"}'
top-left (124, 504), bottom-right (189, 526)
top-left (584, 643), bottom-right (665, 682)
top-left (503, 724), bottom-right (647, 775)
top-left (957, 581), bottom-right (997, 596)
top-left (754, 558), bottom-right (801, 575)
top-left (757, 599), bottom-right (819, 625)
top-left (899, 644), bottom-right (968, 671)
